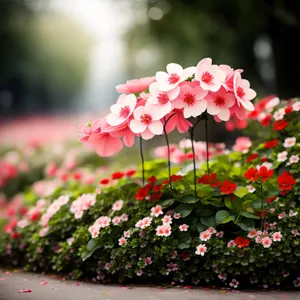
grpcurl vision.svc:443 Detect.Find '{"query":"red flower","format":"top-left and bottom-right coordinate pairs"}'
top-left (198, 173), bottom-right (220, 187)
top-left (29, 211), bottom-right (40, 222)
top-left (73, 172), bottom-right (82, 181)
top-left (149, 192), bottom-right (163, 201)
top-left (256, 210), bottom-right (267, 218)
top-left (258, 166), bottom-right (273, 182)
top-left (162, 179), bottom-right (170, 185)
top-left (20, 207), bottom-right (28, 216)
top-left (170, 174), bottom-right (183, 182)
top-left (147, 176), bottom-right (157, 183)
top-left (152, 184), bottom-right (163, 192)
top-left (60, 173), bottom-right (69, 181)
top-left (181, 252), bottom-right (189, 260)
top-left (273, 120), bottom-right (288, 131)
top-left (277, 171), bottom-right (296, 192)
top-left (220, 180), bottom-right (237, 195)
top-left (111, 171), bottom-right (124, 180)
top-left (234, 236), bottom-right (250, 248)
top-left (100, 178), bottom-right (110, 185)
top-left (261, 157), bottom-right (268, 162)
top-left (264, 139), bottom-right (278, 149)
top-left (244, 167), bottom-right (259, 182)
top-left (260, 115), bottom-right (272, 127)
top-left (186, 153), bottom-right (195, 160)
top-left (10, 232), bottom-right (21, 239)
top-left (135, 187), bottom-right (149, 201)
top-left (285, 106), bottom-right (293, 114)
top-left (266, 196), bottom-right (277, 204)
top-left (125, 169), bottom-right (136, 177)
top-left (246, 153), bottom-right (259, 163)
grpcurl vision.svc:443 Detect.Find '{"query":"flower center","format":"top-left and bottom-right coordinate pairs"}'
top-left (183, 93), bottom-right (196, 106)
top-left (119, 105), bottom-right (130, 118)
top-left (201, 71), bottom-right (213, 84)
top-left (141, 114), bottom-right (153, 125)
top-left (168, 73), bottom-right (180, 84)
top-left (237, 86), bottom-right (245, 99)
top-left (215, 96), bottom-right (225, 107)
top-left (157, 93), bottom-right (169, 104)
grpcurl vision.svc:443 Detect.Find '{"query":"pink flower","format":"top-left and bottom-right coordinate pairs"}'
top-left (289, 210), bottom-right (297, 217)
top-left (195, 58), bottom-right (225, 92)
top-left (136, 217), bottom-right (152, 229)
top-left (104, 262), bottom-right (111, 270)
top-left (123, 230), bottom-right (131, 238)
top-left (179, 224), bottom-right (189, 231)
top-left (247, 185), bottom-right (256, 193)
top-left (292, 101), bottom-right (300, 111)
top-left (146, 82), bottom-right (180, 119)
top-left (273, 108), bottom-right (285, 120)
top-left (195, 244), bottom-right (207, 256)
top-left (112, 216), bottom-right (121, 226)
top-left (207, 227), bottom-right (217, 234)
top-left (120, 213), bottom-right (128, 221)
top-left (283, 137), bottom-right (296, 148)
top-left (144, 257), bottom-right (152, 265)
top-left (232, 136), bottom-right (252, 153)
top-left (67, 237), bottom-right (74, 246)
top-left (156, 223), bottom-right (172, 237)
top-left (162, 215), bottom-right (172, 224)
top-left (106, 94), bottom-right (137, 126)
top-left (278, 212), bottom-right (286, 219)
top-left (233, 72), bottom-right (256, 111)
top-left (261, 236), bottom-right (272, 248)
top-left (39, 227), bottom-right (49, 237)
top-left (200, 230), bottom-right (212, 241)
top-left (112, 200), bottom-right (123, 211)
top-left (173, 82), bottom-right (208, 118)
top-left (229, 279), bottom-right (240, 289)
top-left (216, 231), bottom-right (224, 238)
top-left (151, 205), bottom-right (163, 217)
top-left (95, 216), bottom-right (111, 228)
top-left (155, 63), bottom-right (195, 91)
top-left (167, 263), bottom-right (178, 272)
top-left (130, 105), bottom-right (163, 140)
top-left (289, 155), bottom-right (299, 164)
top-left (116, 77), bottom-right (155, 94)
top-left (247, 229), bottom-right (257, 238)
top-left (88, 224), bottom-right (101, 238)
top-left (118, 237), bottom-right (127, 246)
top-left (173, 213), bottom-right (181, 219)
top-left (206, 88), bottom-right (235, 121)
top-left (163, 109), bottom-right (192, 134)
top-left (277, 151), bottom-right (288, 162)
top-left (227, 240), bottom-right (236, 248)
top-left (272, 231), bottom-right (282, 242)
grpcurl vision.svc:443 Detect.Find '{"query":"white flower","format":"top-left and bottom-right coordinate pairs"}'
top-left (246, 185), bottom-right (256, 193)
top-left (283, 137), bottom-right (296, 148)
top-left (277, 151), bottom-right (288, 162)
top-left (289, 155), bottom-right (299, 164)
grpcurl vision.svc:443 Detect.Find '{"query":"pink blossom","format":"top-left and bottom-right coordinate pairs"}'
top-left (278, 212), bottom-right (286, 219)
top-left (88, 224), bottom-right (101, 238)
top-left (173, 82), bottom-right (208, 118)
top-left (104, 262), bottom-right (111, 270)
top-left (292, 101), bottom-right (300, 111)
top-left (118, 236), bottom-right (127, 246)
top-left (120, 213), bottom-right (128, 221)
top-left (146, 82), bottom-right (180, 119)
top-left (130, 105), bottom-right (163, 140)
top-left (144, 257), bottom-right (152, 265)
top-left (112, 216), bottom-right (121, 226)
top-left (227, 240), bottom-right (236, 248)
top-left (291, 229), bottom-right (299, 236)
top-left (289, 210), bottom-right (297, 217)
top-left (112, 200), bottom-right (124, 211)
top-left (265, 97), bottom-right (280, 112)
top-left (277, 151), bottom-right (288, 162)
top-left (289, 155), bottom-right (299, 164)
top-left (167, 263), bottom-right (178, 272)
top-left (272, 231), bottom-right (282, 242)
top-left (156, 223), bottom-right (172, 237)
top-left (163, 109), bottom-right (192, 134)
top-left (261, 236), bottom-right (272, 248)
top-left (273, 108), bottom-right (285, 120)
top-left (233, 72), bottom-right (256, 111)
top-left (247, 185), bottom-right (256, 193)
top-left (207, 227), bottom-right (217, 234)
top-left (123, 231), bottom-right (131, 238)
top-left (67, 237), bottom-right (74, 246)
top-left (107, 94), bottom-right (137, 126)
top-left (70, 193), bottom-right (96, 219)
top-left (151, 205), bottom-right (163, 217)
top-left (200, 230), bottom-right (212, 241)
top-left (283, 137), bottom-right (296, 148)
top-left (195, 244), bottom-right (207, 256)
top-left (229, 279), bottom-right (240, 289)
top-left (195, 58), bottom-right (225, 92)
top-left (162, 215), bottom-right (172, 224)
top-left (232, 136), bottom-right (252, 153)
top-left (206, 88), bottom-right (235, 121)
top-left (216, 231), bottom-right (224, 238)
top-left (247, 229), bottom-right (257, 238)
top-left (39, 227), bottom-right (49, 237)
top-left (269, 208), bottom-right (275, 214)
top-left (156, 63), bottom-right (195, 91)
top-left (95, 216), bottom-right (111, 228)
top-left (136, 217), bottom-right (152, 229)
top-left (179, 224), bottom-right (189, 231)
top-left (173, 213), bottom-right (181, 219)
top-left (116, 77), bottom-right (155, 94)
top-left (154, 144), bottom-right (177, 160)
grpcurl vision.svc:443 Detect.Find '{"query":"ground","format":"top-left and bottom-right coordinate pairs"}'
top-left (0, 269), bottom-right (299, 300)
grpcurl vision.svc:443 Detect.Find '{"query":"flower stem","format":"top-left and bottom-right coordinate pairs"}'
top-left (139, 135), bottom-right (145, 186)
top-left (260, 180), bottom-right (264, 228)
top-left (204, 113), bottom-right (210, 174)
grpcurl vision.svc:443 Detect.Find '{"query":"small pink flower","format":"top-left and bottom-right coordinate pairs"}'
top-left (67, 237), bottom-right (74, 246)
top-left (277, 151), bottom-right (288, 162)
top-left (255, 236), bottom-right (262, 244)
top-left (112, 216), bottom-right (121, 226)
top-left (207, 227), bottom-right (217, 234)
top-left (292, 101), bottom-right (300, 111)
top-left (156, 63), bottom-right (195, 91)
top-left (156, 223), bottom-right (172, 237)
top-left (269, 208), bottom-right (275, 214)
top-left (272, 231), bottom-right (282, 242)
top-left (261, 236), bottom-right (272, 248)
top-left (139, 217), bottom-right (152, 229)
top-left (162, 215), bottom-right (172, 224)
top-left (278, 212), bottom-right (286, 219)
top-left (130, 105), bottom-right (163, 140)
top-left (227, 240), bottom-right (236, 248)
top-left (173, 213), bottom-right (181, 219)
top-left (289, 210), bottom-right (297, 217)
top-left (39, 227), bottom-right (48, 237)
top-left (195, 58), bottom-right (225, 92)
top-left (116, 77), bottom-right (155, 94)
top-left (216, 231), bottom-right (224, 238)
top-left (112, 200), bottom-right (124, 211)
top-left (179, 224), bottom-right (189, 231)
top-left (273, 108), bottom-right (285, 120)
top-left (173, 82), bottom-right (208, 118)
top-left (123, 230), bottom-right (131, 238)
top-left (291, 229), bottom-right (299, 236)
top-left (289, 155), bottom-right (299, 164)
top-left (229, 279), bottom-right (239, 288)
top-left (206, 88), bottom-right (236, 121)
top-left (247, 229), bottom-right (257, 238)
top-left (247, 185), bottom-right (256, 193)
top-left (200, 230), bottom-right (212, 241)
top-left (120, 213), bottom-right (128, 221)
top-left (104, 262), bottom-right (111, 270)
top-left (95, 216), bottom-right (111, 228)
top-left (144, 257), bottom-right (152, 265)
top-left (107, 94), bottom-right (137, 126)
top-left (151, 205), bottom-right (163, 217)
top-left (195, 244), bottom-right (207, 256)
top-left (283, 137), bottom-right (296, 148)
top-left (88, 224), bottom-right (101, 238)
top-left (232, 136), bottom-right (252, 153)
top-left (167, 263), bottom-right (178, 272)
top-left (118, 236), bottom-right (127, 246)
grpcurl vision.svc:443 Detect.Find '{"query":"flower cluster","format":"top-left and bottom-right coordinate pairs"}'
top-left (70, 194), bottom-right (96, 219)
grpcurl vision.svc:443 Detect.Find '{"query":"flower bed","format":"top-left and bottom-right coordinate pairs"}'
top-left (0, 59), bottom-right (299, 289)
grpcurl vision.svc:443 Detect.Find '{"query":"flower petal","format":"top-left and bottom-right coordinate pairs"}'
top-left (129, 119), bottom-right (147, 133)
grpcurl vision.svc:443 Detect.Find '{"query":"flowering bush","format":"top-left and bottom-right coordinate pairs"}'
top-left (0, 59), bottom-right (299, 290)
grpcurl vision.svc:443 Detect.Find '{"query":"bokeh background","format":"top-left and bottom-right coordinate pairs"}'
top-left (1, 0), bottom-right (300, 145)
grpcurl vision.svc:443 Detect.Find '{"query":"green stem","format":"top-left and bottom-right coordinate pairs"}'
top-left (260, 180), bottom-right (264, 228)
top-left (139, 136), bottom-right (145, 186)
top-left (204, 113), bottom-right (210, 174)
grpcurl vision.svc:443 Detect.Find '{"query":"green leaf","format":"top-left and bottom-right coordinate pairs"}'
top-left (175, 203), bottom-right (194, 218)
top-left (178, 233), bottom-right (191, 249)
top-left (236, 218), bottom-right (255, 231)
top-left (228, 152), bottom-right (242, 161)
top-left (234, 187), bottom-right (249, 198)
top-left (82, 239), bottom-right (102, 261)
top-left (177, 195), bottom-right (198, 203)
top-left (241, 211), bottom-right (260, 219)
top-left (201, 215), bottom-right (217, 228)
top-left (215, 210), bottom-right (235, 224)
top-left (160, 198), bottom-right (175, 207)
top-left (197, 208), bottom-right (214, 217)
top-left (197, 185), bottom-right (216, 197)
top-left (196, 222), bottom-right (207, 232)
top-left (252, 200), bottom-right (263, 210)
